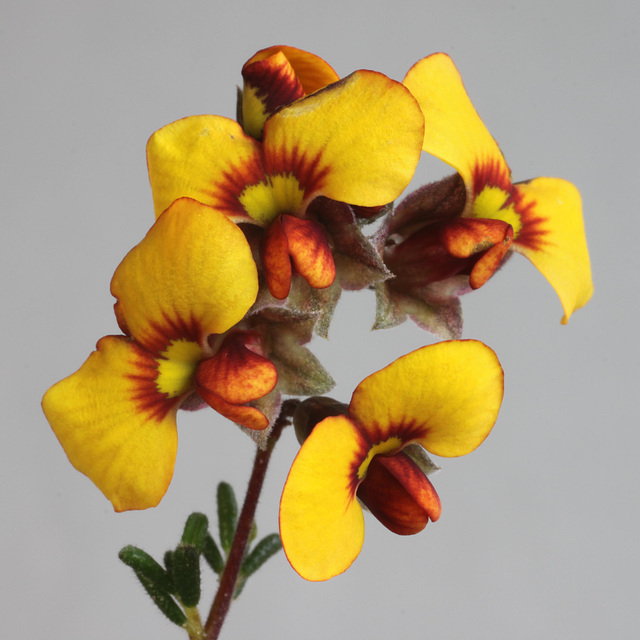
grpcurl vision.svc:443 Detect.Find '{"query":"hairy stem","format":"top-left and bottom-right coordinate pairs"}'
top-left (203, 402), bottom-right (297, 640)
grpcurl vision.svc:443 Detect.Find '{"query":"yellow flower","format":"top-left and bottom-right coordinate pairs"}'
top-left (279, 340), bottom-right (504, 581)
top-left (42, 199), bottom-right (276, 511)
top-left (398, 53), bottom-right (593, 324)
top-left (147, 71), bottom-right (424, 299)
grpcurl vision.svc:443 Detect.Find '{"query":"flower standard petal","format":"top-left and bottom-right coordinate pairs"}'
top-left (511, 177), bottom-right (593, 323)
top-left (111, 198), bottom-right (258, 353)
top-left (42, 336), bottom-right (179, 512)
top-left (147, 116), bottom-right (264, 220)
top-left (279, 415), bottom-right (367, 581)
top-left (263, 70), bottom-right (424, 208)
top-left (349, 340), bottom-right (504, 457)
top-left (403, 53), bottom-right (510, 209)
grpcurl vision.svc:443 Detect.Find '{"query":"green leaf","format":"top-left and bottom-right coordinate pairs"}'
top-left (181, 512), bottom-right (209, 550)
top-left (172, 544), bottom-right (201, 608)
top-left (202, 532), bottom-right (225, 575)
top-left (119, 545), bottom-right (175, 594)
top-left (134, 574), bottom-right (187, 627)
top-left (217, 482), bottom-right (238, 555)
top-left (240, 533), bottom-right (282, 580)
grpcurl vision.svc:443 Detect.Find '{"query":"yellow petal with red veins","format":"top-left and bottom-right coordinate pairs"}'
top-left (349, 341), bottom-right (504, 457)
top-left (111, 198), bottom-right (258, 352)
top-left (147, 116), bottom-right (263, 220)
top-left (511, 178), bottom-right (593, 323)
top-left (263, 70), bottom-right (424, 207)
top-left (42, 336), bottom-right (179, 512)
top-left (280, 415), bottom-right (366, 581)
top-left (403, 53), bottom-right (510, 209)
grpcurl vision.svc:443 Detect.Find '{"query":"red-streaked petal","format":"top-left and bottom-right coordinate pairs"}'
top-left (511, 177), bottom-right (593, 323)
top-left (147, 115), bottom-right (264, 221)
top-left (357, 452), bottom-right (441, 535)
top-left (279, 415), bottom-right (367, 581)
top-left (262, 216), bottom-right (293, 299)
top-left (403, 53), bottom-right (511, 212)
top-left (42, 336), bottom-right (179, 512)
top-left (244, 45), bottom-right (339, 95)
top-left (242, 51), bottom-right (306, 139)
top-left (194, 333), bottom-right (277, 430)
top-left (111, 198), bottom-right (258, 352)
top-left (439, 217), bottom-right (514, 288)
top-left (281, 214), bottom-right (336, 290)
top-left (263, 70), bottom-right (424, 207)
top-left (349, 341), bottom-right (504, 457)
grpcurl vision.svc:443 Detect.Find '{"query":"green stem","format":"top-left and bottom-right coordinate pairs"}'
top-left (184, 606), bottom-right (204, 640)
top-left (203, 402), bottom-right (296, 640)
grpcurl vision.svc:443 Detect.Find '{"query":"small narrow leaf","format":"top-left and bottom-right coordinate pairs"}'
top-left (202, 533), bottom-right (225, 575)
top-left (172, 544), bottom-right (201, 608)
top-left (181, 512), bottom-right (209, 549)
top-left (134, 574), bottom-right (187, 627)
top-left (119, 545), bottom-right (175, 594)
top-left (217, 482), bottom-right (238, 554)
top-left (240, 533), bottom-right (283, 580)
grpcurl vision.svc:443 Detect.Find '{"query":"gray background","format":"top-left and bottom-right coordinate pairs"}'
top-left (2, 1), bottom-right (638, 638)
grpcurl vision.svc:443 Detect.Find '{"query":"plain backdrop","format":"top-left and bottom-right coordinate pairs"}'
top-left (2, 1), bottom-right (639, 638)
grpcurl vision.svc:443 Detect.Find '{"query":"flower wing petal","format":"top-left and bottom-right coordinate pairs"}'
top-left (280, 415), bottom-right (366, 581)
top-left (403, 53), bottom-right (510, 200)
top-left (263, 70), bottom-right (424, 206)
top-left (111, 198), bottom-right (258, 352)
top-left (42, 336), bottom-right (179, 512)
top-left (511, 178), bottom-right (593, 323)
top-left (147, 115), bottom-right (263, 220)
top-left (349, 341), bottom-right (504, 457)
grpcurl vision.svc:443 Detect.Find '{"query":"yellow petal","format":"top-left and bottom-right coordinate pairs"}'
top-left (403, 53), bottom-right (510, 207)
top-left (512, 178), bottom-right (593, 323)
top-left (111, 198), bottom-right (258, 352)
top-left (349, 341), bottom-right (504, 457)
top-left (42, 336), bottom-right (179, 512)
top-left (263, 70), bottom-right (424, 207)
top-left (279, 415), bottom-right (366, 581)
top-left (147, 116), bottom-right (263, 220)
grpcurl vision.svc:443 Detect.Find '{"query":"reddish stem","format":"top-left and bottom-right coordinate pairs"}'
top-left (204, 402), bottom-right (295, 640)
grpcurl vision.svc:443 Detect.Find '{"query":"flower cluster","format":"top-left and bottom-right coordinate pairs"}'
top-left (42, 46), bottom-right (592, 582)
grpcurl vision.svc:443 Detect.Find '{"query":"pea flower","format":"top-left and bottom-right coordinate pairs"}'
top-left (241, 45), bottom-right (339, 139)
top-left (377, 53), bottom-right (592, 335)
top-left (146, 70), bottom-right (424, 301)
top-left (279, 340), bottom-right (504, 581)
top-left (42, 198), bottom-right (277, 511)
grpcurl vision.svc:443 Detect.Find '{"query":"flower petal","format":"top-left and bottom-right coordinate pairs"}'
top-left (244, 46), bottom-right (339, 95)
top-left (403, 53), bottom-right (510, 207)
top-left (42, 336), bottom-right (178, 512)
top-left (279, 415), bottom-right (366, 581)
top-left (111, 198), bottom-right (258, 352)
top-left (263, 70), bottom-right (424, 207)
top-left (147, 116), bottom-right (263, 220)
top-left (242, 46), bottom-right (339, 139)
top-left (349, 341), bottom-right (504, 457)
top-left (281, 215), bottom-right (336, 290)
top-left (511, 177), bottom-right (593, 323)
top-left (194, 332), bottom-right (277, 430)
top-left (357, 452), bottom-right (441, 535)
